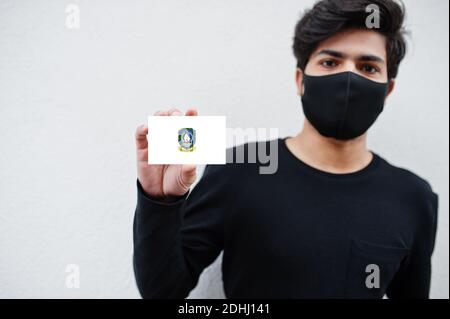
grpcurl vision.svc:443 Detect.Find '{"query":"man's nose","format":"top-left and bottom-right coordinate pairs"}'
top-left (342, 61), bottom-right (357, 73)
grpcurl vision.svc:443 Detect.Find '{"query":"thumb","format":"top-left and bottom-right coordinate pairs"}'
top-left (180, 164), bottom-right (197, 188)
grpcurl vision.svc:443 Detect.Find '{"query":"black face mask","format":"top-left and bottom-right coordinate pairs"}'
top-left (301, 72), bottom-right (389, 140)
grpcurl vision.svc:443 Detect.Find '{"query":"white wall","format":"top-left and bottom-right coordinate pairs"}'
top-left (0, 0), bottom-right (448, 299)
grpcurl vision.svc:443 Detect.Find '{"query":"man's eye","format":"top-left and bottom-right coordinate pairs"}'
top-left (321, 60), bottom-right (337, 68)
top-left (362, 64), bottom-right (379, 74)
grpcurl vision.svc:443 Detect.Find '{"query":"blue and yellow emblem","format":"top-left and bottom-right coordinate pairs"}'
top-left (178, 128), bottom-right (196, 152)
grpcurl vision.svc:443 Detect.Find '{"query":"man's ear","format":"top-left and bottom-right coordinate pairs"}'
top-left (386, 79), bottom-right (396, 99)
top-left (296, 68), bottom-right (305, 96)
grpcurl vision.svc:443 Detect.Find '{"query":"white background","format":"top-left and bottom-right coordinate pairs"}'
top-left (0, 0), bottom-right (448, 298)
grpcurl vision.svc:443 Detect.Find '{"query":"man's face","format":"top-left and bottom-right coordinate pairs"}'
top-left (298, 28), bottom-right (394, 95)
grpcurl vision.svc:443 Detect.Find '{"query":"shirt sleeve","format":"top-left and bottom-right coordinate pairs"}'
top-left (133, 165), bottom-right (230, 299)
top-left (386, 192), bottom-right (439, 299)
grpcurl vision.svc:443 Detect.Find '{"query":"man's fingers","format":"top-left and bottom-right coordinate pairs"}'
top-left (182, 164), bottom-right (197, 173)
top-left (154, 110), bottom-right (169, 116)
top-left (136, 148), bottom-right (148, 162)
top-left (185, 108), bottom-right (198, 116)
top-left (135, 124), bottom-right (148, 150)
top-left (168, 108), bottom-right (182, 116)
top-left (180, 164), bottom-right (197, 187)
top-left (155, 108), bottom-right (197, 116)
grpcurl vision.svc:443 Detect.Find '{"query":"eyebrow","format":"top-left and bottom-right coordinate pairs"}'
top-left (316, 49), bottom-right (385, 63)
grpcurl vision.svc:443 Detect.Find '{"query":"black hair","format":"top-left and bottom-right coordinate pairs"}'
top-left (293, 0), bottom-right (407, 79)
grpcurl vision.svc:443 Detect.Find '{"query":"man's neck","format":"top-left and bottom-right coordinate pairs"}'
top-left (286, 121), bottom-right (373, 174)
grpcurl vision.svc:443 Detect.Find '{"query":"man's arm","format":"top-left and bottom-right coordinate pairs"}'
top-left (133, 165), bottom-right (229, 298)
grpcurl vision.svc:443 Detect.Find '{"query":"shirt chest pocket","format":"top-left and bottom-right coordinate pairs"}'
top-left (344, 238), bottom-right (409, 299)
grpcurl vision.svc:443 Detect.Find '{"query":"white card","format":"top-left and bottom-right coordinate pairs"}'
top-left (147, 116), bottom-right (227, 165)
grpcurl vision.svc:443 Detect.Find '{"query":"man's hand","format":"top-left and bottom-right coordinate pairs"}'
top-left (135, 108), bottom-right (198, 200)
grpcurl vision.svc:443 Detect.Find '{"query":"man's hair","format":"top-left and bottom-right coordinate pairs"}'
top-left (293, 0), bottom-right (407, 79)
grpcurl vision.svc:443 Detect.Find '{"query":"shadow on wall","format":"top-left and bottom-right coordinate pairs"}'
top-left (187, 252), bottom-right (225, 299)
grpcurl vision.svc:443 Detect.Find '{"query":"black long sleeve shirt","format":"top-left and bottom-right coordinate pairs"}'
top-left (133, 138), bottom-right (438, 299)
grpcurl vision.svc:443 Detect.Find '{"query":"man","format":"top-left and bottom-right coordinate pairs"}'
top-left (133, 0), bottom-right (438, 299)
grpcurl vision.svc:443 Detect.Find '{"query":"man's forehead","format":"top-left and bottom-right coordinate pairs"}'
top-left (312, 29), bottom-right (388, 61)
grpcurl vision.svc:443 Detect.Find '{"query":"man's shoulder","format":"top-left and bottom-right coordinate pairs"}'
top-left (376, 154), bottom-right (437, 202)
